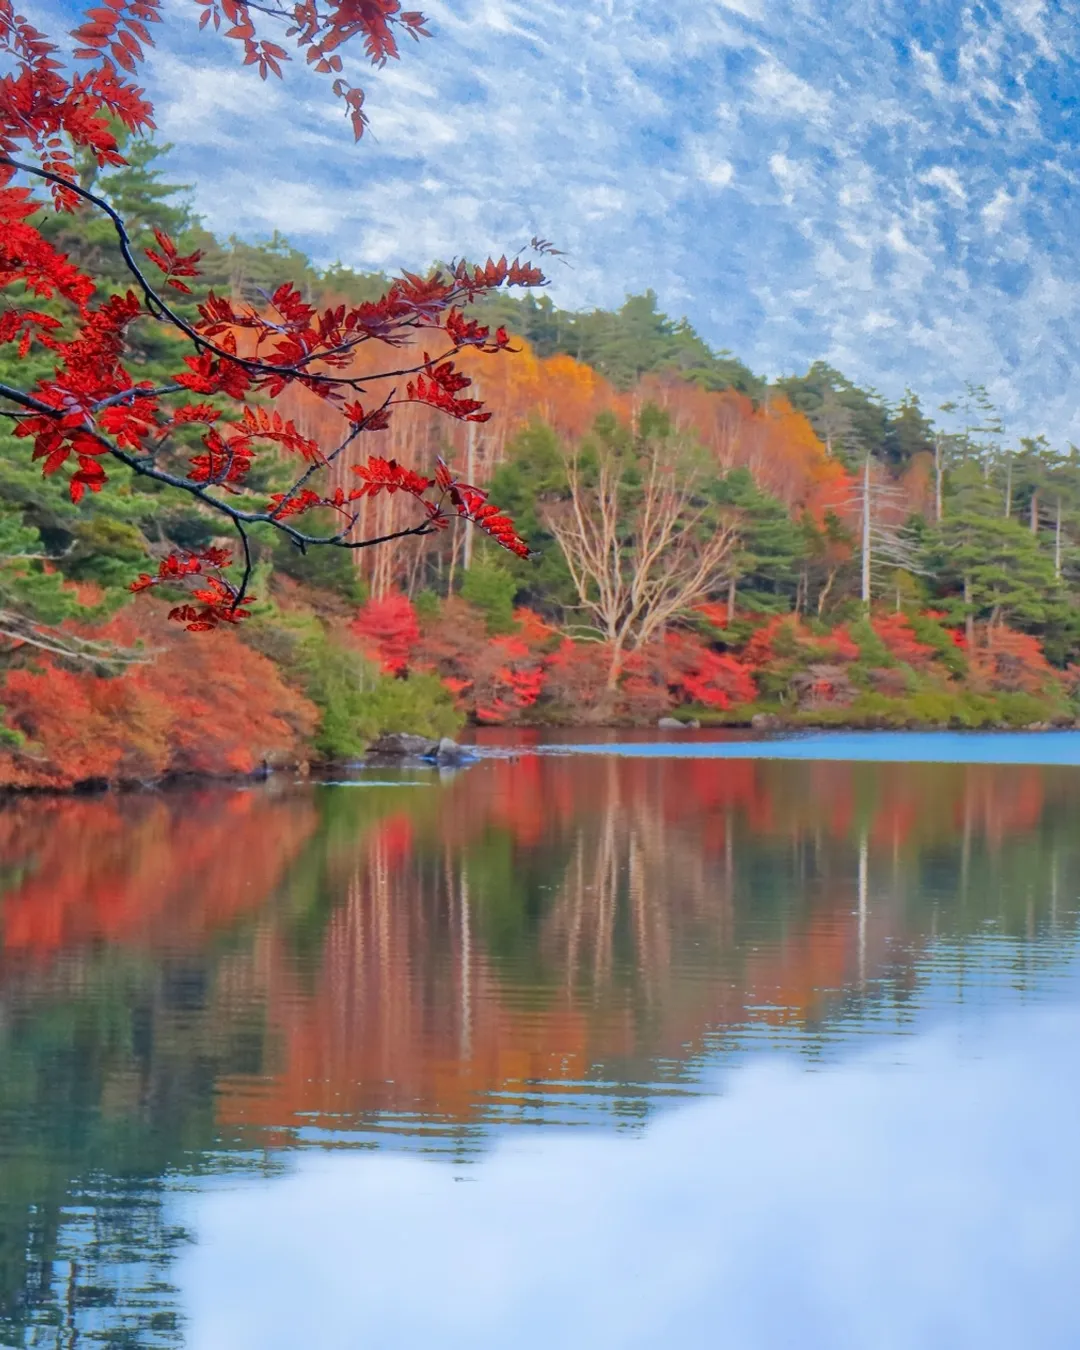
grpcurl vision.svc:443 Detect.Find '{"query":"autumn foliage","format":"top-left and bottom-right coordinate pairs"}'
top-left (0, 600), bottom-right (316, 789)
top-left (1, 3), bottom-right (1078, 788)
top-left (1, 0), bottom-right (539, 629)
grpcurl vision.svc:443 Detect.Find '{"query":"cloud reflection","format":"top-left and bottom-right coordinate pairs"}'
top-left (179, 1004), bottom-right (1080, 1350)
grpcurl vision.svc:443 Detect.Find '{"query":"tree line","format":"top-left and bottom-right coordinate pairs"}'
top-left (4, 128), bottom-right (1080, 776)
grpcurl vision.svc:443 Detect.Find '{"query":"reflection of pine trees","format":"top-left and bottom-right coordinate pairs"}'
top-left (0, 952), bottom-right (272, 1347)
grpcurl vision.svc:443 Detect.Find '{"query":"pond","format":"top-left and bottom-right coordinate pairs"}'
top-left (1, 733), bottom-right (1079, 1348)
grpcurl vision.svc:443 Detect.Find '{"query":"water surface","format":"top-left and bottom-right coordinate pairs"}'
top-left (1, 739), bottom-right (1078, 1347)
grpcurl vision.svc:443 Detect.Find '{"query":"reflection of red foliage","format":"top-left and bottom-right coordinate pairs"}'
top-left (1, 752), bottom-right (1066, 1152)
top-left (371, 813), bottom-right (414, 862)
top-left (0, 791), bottom-right (317, 956)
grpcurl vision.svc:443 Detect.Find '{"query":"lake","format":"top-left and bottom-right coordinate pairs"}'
top-left (1, 732), bottom-right (1079, 1349)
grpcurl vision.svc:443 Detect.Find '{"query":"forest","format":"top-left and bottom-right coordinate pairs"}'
top-left (4, 131), bottom-right (1080, 787)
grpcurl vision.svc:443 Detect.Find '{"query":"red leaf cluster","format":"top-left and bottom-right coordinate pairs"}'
top-left (143, 224), bottom-right (203, 293)
top-left (71, 0), bottom-right (162, 74)
top-left (129, 548), bottom-right (252, 629)
top-left (407, 357), bottom-right (490, 423)
top-left (189, 0), bottom-right (432, 138)
top-left (2, 1), bottom-right (540, 623)
top-left (352, 456), bottom-right (432, 500)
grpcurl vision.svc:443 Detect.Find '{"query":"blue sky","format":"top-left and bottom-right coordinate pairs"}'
top-left (78, 1), bottom-right (1080, 442)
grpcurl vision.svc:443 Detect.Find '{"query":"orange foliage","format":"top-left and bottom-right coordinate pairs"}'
top-left (0, 606), bottom-right (317, 789)
top-left (970, 626), bottom-right (1056, 694)
top-left (278, 329), bottom-right (852, 600)
top-left (639, 378), bottom-right (850, 516)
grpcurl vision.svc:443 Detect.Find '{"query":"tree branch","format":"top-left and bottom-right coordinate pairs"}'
top-left (1, 153), bottom-right (500, 399)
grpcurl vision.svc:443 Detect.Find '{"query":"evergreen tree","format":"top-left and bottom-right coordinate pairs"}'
top-left (883, 391), bottom-right (935, 470)
top-left (712, 468), bottom-right (802, 614)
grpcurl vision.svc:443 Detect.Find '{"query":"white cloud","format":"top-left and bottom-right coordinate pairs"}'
top-left (768, 152), bottom-right (812, 205)
top-left (921, 165), bottom-right (968, 204)
top-left (751, 55), bottom-right (833, 124)
top-left (691, 138), bottom-right (736, 188)
top-left (981, 187), bottom-right (1014, 232)
top-left (131, 0), bottom-right (1080, 443)
top-left (909, 41), bottom-right (948, 99)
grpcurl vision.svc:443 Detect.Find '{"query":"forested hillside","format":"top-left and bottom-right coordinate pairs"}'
top-left (4, 132), bottom-right (1080, 787)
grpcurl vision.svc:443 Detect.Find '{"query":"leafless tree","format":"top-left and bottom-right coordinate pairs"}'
top-left (544, 430), bottom-right (738, 690)
top-left (809, 385), bottom-right (860, 460)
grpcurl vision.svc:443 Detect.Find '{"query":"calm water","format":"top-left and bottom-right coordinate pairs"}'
top-left (1, 734), bottom-right (1080, 1348)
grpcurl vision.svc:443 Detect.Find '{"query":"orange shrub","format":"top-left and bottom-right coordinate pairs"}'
top-left (0, 605), bottom-right (317, 789)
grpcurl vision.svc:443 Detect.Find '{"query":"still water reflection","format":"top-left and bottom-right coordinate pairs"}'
top-left (1, 746), bottom-right (1079, 1347)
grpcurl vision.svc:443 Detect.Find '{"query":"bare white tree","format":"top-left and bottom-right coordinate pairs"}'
top-left (544, 432), bottom-right (739, 691)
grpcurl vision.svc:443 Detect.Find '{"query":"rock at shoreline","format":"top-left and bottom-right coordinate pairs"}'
top-left (366, 733), bottom-right (473, 765)
top-left (751, 712), bottom-right (783, 730)
top-left (657, 717), bottom-right (700, 730)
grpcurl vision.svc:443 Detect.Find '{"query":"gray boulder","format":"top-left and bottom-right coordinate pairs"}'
top-left (436, 737), bottom-right (471, 764)
top-left (366, 733), bottom-right (475, 766)
top-left (368, 732), bottom-right (440, 758)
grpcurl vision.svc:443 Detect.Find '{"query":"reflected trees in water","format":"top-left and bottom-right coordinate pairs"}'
top-left (0, 755), bottom-right (1078, 1342)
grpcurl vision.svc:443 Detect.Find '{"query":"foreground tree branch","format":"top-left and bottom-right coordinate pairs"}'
top-left (1, 0), bottom-right (543, 630)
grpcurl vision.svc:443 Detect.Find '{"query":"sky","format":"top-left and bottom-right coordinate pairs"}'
top-left (56, 0), bottom-right (1080, 443)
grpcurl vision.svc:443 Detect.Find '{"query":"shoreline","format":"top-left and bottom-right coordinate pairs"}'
top-left (4, 718), bottom-right (1080, 797)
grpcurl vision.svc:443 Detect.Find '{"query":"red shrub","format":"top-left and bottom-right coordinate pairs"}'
top-left (657, 632), bottom-right (758, 709)
top-left (351, 593), bottom-right (420, 674)
top-left (971, 627), bottom-right (1057, 694)
top-left (542, 640), bottom-right (615, 720)
top-left (871, 613), bottom-right (936, 667)
top-left (414, 599), bottom-right (549, 723)
top-left (822, 624), bottom-right (860, 663)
